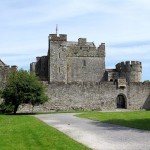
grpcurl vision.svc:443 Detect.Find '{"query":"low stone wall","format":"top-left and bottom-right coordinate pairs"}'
top-left (18, 82), bottom-right (150, 112)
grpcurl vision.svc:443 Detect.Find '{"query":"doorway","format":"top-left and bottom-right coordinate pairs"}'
top-left (117, 94), bottom-right (126, 108)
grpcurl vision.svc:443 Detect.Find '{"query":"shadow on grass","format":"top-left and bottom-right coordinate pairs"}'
top-left (89, 118), bottom-right (150, 131)
top-left (6, 113), bottom-right (36, 115)
top-left (0, 112), bottom-right (36, 115)
top-left (0, 110), bottom-right (90, 115)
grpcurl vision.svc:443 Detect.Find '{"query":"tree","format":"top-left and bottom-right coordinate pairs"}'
top-left (2, 69), bottom-right (48, 114)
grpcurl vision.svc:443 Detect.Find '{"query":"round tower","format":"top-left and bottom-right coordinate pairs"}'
top-left (128, 61), bottom-right (142, 82)
top-left (116, 61), bottom-right (142, 82)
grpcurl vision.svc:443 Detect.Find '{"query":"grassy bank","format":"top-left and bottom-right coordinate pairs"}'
top-left (0, 115), bottom-right (90, 150)
top-left (76, 111), bottom-right (150, 130)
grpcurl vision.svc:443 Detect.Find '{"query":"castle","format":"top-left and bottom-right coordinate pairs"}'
top-left (29, 33), bottom-right (150, 111)
top-left (0, 32), bottom-right (149, 112)
top-left (30, 33), bottom-right (142, 84)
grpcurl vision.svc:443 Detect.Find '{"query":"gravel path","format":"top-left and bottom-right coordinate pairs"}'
top-left (35, 113), bottom-right (150, 150)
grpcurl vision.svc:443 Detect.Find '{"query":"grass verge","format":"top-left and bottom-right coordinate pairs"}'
top-left (76, 111), bottom-right (150, 130)
top-left (0, 115), bottom-right (91, 150)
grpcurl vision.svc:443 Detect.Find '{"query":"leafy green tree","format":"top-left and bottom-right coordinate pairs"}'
top-left (2, 69), bottom-right (48, 114)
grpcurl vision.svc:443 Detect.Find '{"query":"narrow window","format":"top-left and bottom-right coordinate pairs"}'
top-left (59, 53), bottom-right (60, 58)
top-left (59, 67), bottom-right (60, 73)
top-left (83, 60), bottom-right (86, 67)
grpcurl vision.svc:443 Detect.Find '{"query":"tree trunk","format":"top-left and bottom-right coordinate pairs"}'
top-left (32, 105), bottom-right (34, 113)
top-left (14, 105), bottom-right (19, 114)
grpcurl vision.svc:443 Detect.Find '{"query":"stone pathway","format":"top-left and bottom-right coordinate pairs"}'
top-left (35, 113), bottom-right (150, 150)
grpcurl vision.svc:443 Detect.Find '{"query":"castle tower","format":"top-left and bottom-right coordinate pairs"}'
top-left (116, 61), bottom-right (142, 82)
top-left (48, 34), bottom-right (68, 83)
top-left (47, 33), bottom-right (106, 83)
top-left (128, 61), bottom-right (142, 82)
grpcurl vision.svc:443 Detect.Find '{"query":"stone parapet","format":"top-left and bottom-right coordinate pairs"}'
top-left (49, 34), bottom-right (67, 41)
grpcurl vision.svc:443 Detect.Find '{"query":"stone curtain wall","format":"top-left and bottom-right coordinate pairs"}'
top-left (18, 82), bottom-right (150, 112)
top-left (127, 82), bottom-right (150, 110)
top-left (46, 82), bottom-right (117, 111)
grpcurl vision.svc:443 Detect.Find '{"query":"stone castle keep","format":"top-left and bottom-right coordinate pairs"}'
top-left (29, 33), bottom-right (150, 111)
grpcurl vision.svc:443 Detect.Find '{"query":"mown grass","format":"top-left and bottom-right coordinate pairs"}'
top-left (76, 111), bottom-right (150, 130)
top-left (0, 115), bottom-right (91, 150)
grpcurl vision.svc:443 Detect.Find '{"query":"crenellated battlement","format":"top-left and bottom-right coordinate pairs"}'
top-left (0, 65), bottom-right (10, 69)
top-left (98, 43), bottom-right (105, 57)
top-left (115, 61), bottom-right (142, 82)
top-left (78, 38), bottom-right (86, 45)
top-left (116, 61), bottom-right (141, 67)
top-left (0, 65), bottom-right (17, 72)
top-left (116, 61), bottom-right (142, 72)
top-left (49, 34), bottom-right (67, 41)
top-left (131, 61), bottom-right (141, 65)
top-left (0, 60), bottom-right (17, 90)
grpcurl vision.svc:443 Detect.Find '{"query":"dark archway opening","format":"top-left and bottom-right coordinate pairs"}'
top-left (117, 94), bottom-right (126, 108)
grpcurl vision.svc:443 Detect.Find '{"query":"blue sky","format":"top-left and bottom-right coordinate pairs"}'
top-left (0, 0), bottom-right (150, 81)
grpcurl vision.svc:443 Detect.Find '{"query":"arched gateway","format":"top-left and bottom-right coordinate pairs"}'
top-left (117, 94), bottom-right (126, 108)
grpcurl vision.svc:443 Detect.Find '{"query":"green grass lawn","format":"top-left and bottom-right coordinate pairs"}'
top-left (0, 115), bottom-right (90, 150)
top-left (76, 111), bottom-right (150, 130)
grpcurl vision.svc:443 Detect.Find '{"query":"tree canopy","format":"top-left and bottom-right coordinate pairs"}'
top-left (2, 69), bottom-right (48, 114)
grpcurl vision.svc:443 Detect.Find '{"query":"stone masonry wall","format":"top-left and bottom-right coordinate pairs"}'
top-left (67, 57), bottom-right (105, 83)
top-left (127, 82), bottom-right (150, 110)
top-left (18, 82), bottom-right (150, 112)
top-left (0, 64), bottom-right (17, 90)
top-left (32, 56), bottom-right (48, 81)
